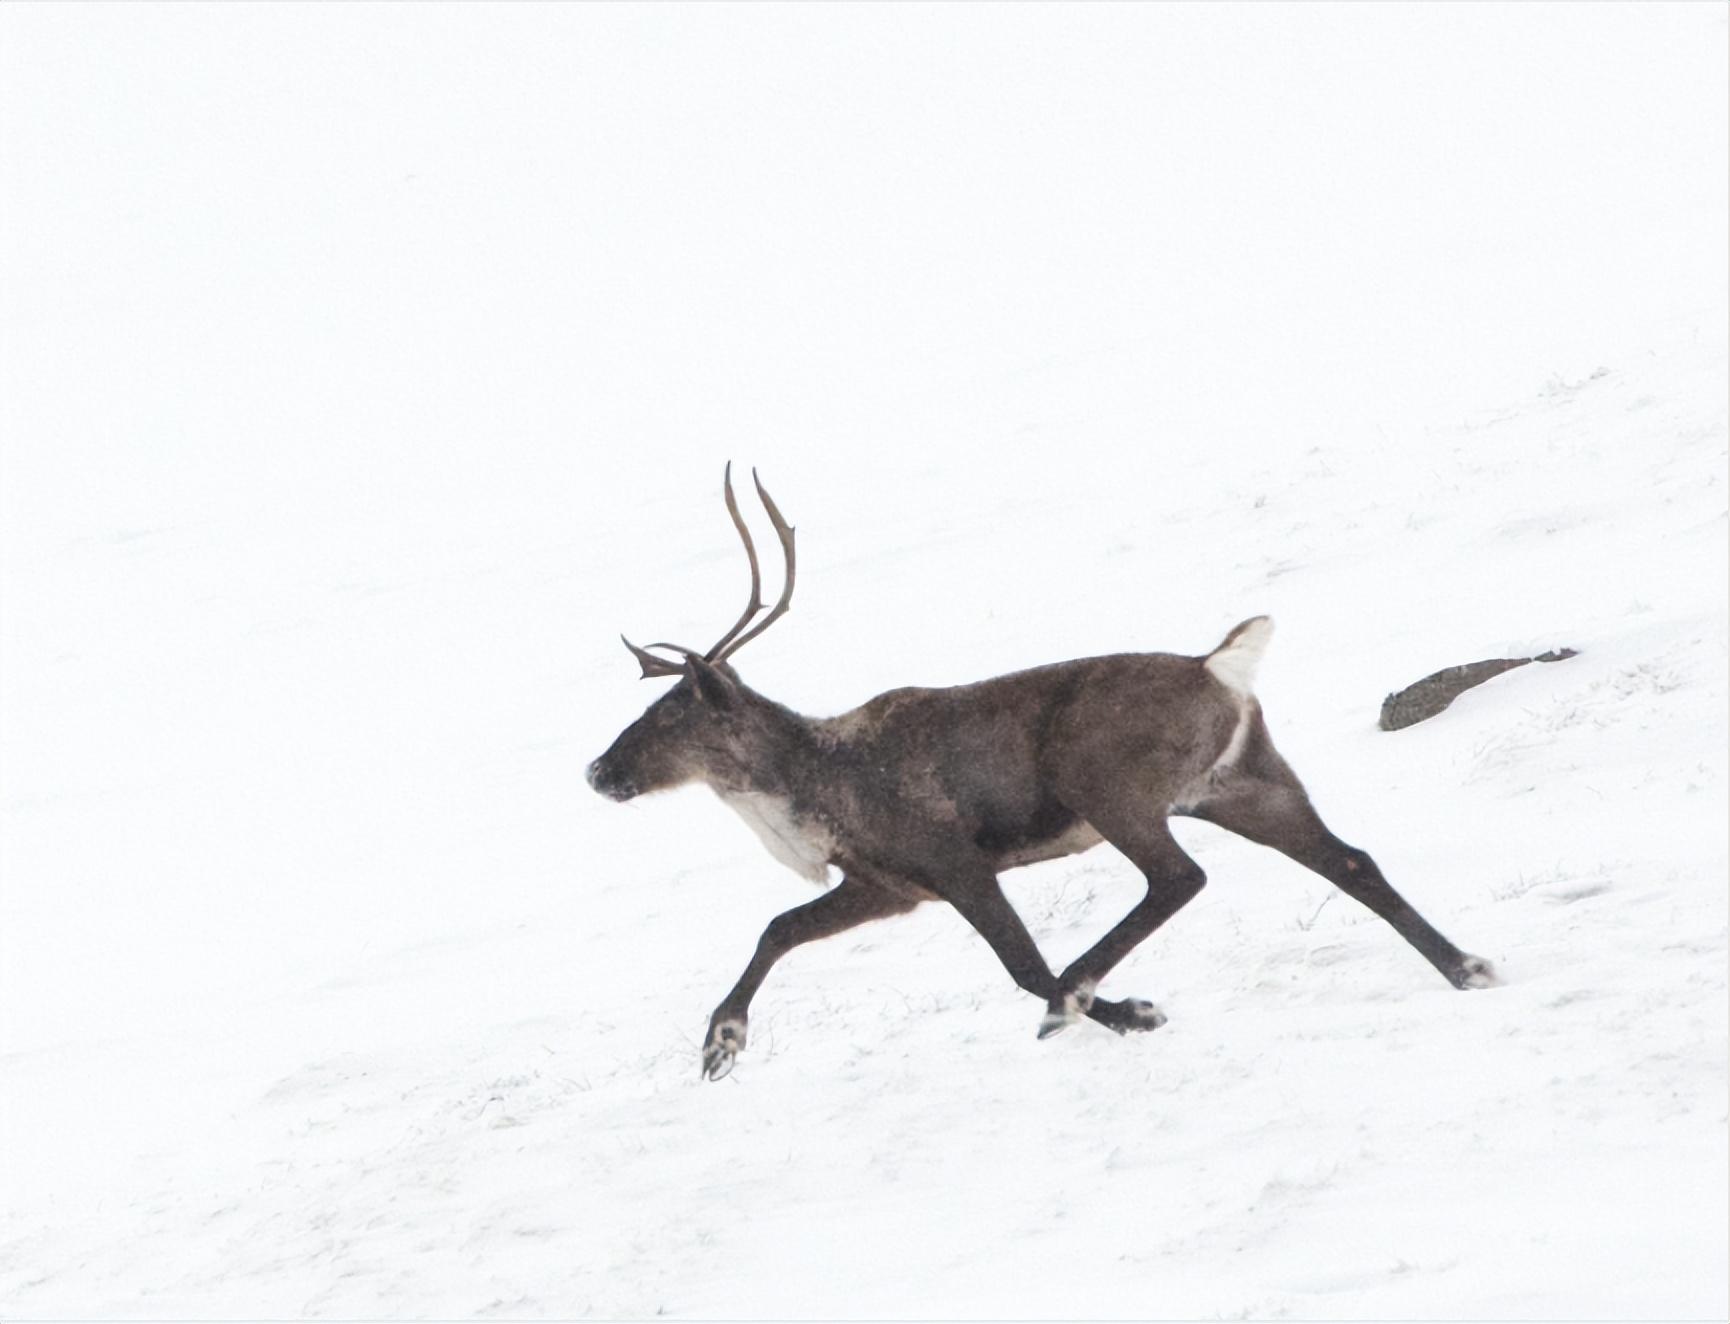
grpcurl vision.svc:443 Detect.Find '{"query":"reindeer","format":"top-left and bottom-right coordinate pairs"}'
top-left (587, 467), bottom-right (1498, 1080)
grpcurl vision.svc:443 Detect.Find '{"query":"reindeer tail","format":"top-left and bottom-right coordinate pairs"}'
top-left (1203, 616), bottom-right (1274, 697)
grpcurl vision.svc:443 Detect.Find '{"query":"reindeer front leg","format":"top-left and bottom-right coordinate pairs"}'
top-left (940, 867), bottom-right (1170, 1039)
top-left (702, 877), bottom-right (917, 1080)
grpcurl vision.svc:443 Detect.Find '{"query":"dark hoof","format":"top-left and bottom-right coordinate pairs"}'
top-left (1092, 997), bottom-right (1168, 1035)
top-left (1036, 986), bottom-right (1094, 1040)
top-left (1031, 989), bottom-right (1086, 1038)
top-left (1036, 1009), bottom-right (1075, 1040)
top-left (1117, 998), bottom-right (1168, 1033)
top-left (702, 1019), bottom-right (746, 1081)
top-left (1451, 954), bottom-right (1500, 990)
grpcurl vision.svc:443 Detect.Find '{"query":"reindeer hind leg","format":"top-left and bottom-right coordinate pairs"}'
top-left (1186, 752), bottom-right (1497, 990)
top-left (1036, 801), bottom-right (1207, 1038)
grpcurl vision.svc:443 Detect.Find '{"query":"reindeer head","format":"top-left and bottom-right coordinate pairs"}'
top-left (586, 465), bottom-right (796, 803)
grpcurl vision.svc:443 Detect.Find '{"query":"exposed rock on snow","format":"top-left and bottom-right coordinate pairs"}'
top-left (1379, 648), bottom-right (1580, 731)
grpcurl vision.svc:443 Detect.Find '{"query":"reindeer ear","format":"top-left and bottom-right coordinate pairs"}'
top-left (685, 655), bottom-right (736, 709)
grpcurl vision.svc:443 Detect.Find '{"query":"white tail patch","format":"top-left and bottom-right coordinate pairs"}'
top-left (1204, 615), bottom-right (1274, 696)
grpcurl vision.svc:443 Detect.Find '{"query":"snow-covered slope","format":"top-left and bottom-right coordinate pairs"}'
top-left (2, 5), bottom-right (1725, 1319)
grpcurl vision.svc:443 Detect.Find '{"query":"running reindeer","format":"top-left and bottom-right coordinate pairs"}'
top-left (587, 467), bottom-right (1498, 1080)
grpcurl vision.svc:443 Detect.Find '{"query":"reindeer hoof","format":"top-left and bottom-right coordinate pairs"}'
top-left (1118, 999), bottom-right (1168, 1033)
top-left (1036, 1009), bottom-right (1074, 1040)
top-left (702, 1019), bottom-right (746, 1081)
top-left (1090, 996), bottom-right (1167, 1035)
top-left (1036, 986), bottom-right (1093, 1040)
top-left (1452, 954), bottom-right (1500, 990)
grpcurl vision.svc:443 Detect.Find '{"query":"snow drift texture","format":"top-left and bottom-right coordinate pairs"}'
top-left (2, 4), bottom-right (1725, 1319)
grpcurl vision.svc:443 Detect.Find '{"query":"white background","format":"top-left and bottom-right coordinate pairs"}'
top-left (2, 3), bottom-right (1725, 1317)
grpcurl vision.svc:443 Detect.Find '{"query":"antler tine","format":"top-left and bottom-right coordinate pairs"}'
top-left (621, 634), bottom-right (693, 679)
top-left (711, 468), bottom-right (795, 664)
top-left (701, 461), bottom-right (765, 663)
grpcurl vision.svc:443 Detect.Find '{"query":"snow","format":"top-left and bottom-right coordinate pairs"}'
top-left (2, 3), bottom-right (1725, 1318)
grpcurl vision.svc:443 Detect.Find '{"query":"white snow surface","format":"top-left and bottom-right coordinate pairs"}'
top-left (2, 4), bottom-right (1726, 1319)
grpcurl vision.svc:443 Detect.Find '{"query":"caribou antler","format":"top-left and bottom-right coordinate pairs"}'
top-left (620, 464), bottom-right (796, 679)
top-left (700, 461), bottom-right (767, 662)
top-left (621, 635), bottom-right (694, 679)
top-left (710, 468), bottom-right (795, 664)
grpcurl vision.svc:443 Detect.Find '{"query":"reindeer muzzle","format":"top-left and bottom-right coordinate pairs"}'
top-left (586, 758), bottom-right (639, 802)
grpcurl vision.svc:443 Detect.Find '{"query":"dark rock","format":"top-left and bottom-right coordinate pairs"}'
top-left (1379, 648), bottom-right (1579, 731)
